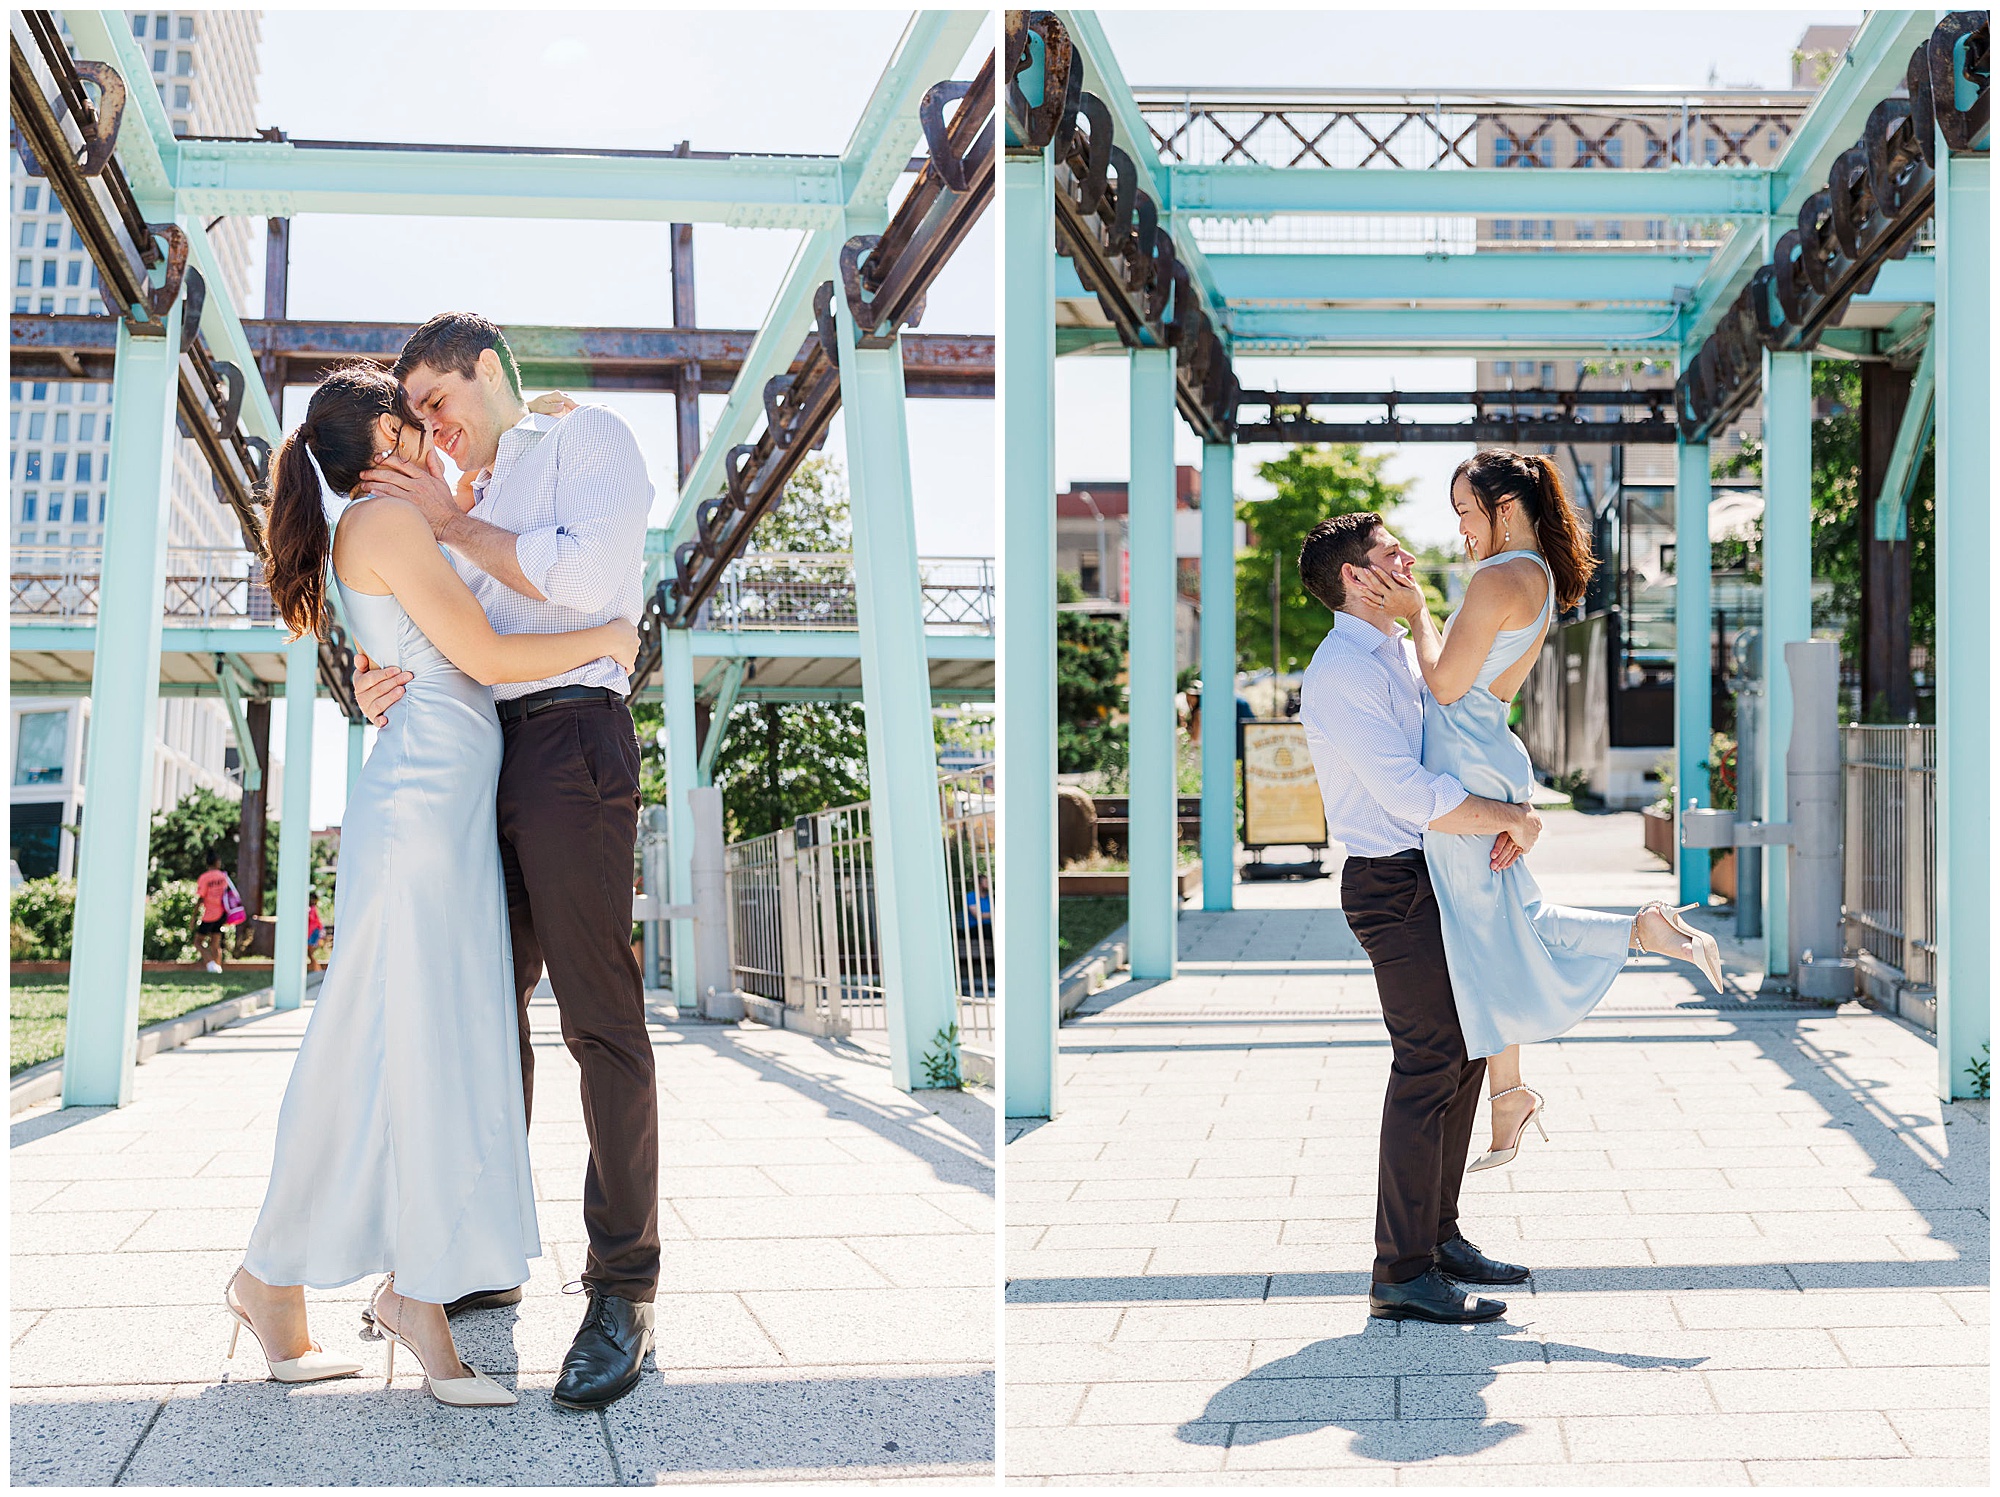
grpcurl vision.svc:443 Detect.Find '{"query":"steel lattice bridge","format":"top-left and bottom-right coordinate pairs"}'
top-left (999, 8), bottom-right (1989, 1120)
top-left (9, 10), bottom-right (993, 1103)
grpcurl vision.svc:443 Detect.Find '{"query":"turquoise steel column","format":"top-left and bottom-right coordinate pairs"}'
top-left (661, 626), bottom-right (699, 1011)
top-left (1127, 346), bottom-right (1178, 981)
top-left (833, 284), bottom-right (958, 1093)
top-left (1759, 348), bottom-right (1812, 976)
top-left (1001, 139), bottom-right (1059, 1118)
top-left (1674, 437), bottom-right (1713, 907)
top-left (1932, 139), bottom-right (1990, 1101)
top-left (62, 297), bottom-right (185, 1107)
top-left (271, 634), bottom-right (317, 1012)
top-left (1199, 440), bottom-right (1238, 912)
top-left (346, 719), bottom-right (364, 804)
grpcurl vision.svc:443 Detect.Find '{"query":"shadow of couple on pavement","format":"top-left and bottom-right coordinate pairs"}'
top-left (1175, 1326), bottom-right (1707, 1464)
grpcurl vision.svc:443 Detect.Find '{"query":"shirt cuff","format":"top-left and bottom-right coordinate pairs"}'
top-left (1427, 773), bottom-right (1469, 823)
top-left (512, 524), bottom-right (561, 599)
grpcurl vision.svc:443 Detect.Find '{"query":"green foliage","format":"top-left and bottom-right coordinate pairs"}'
top-left (715, 700), bottom-right (872, 842)
top-left (935, 707), bottom-right (995, 761)
top-left (11, 969), bottom-right (274, 1075)
top-left (919, 1021), bottom-right (963, 1090)
top-left (10, 876), bottom-right (75, 961)
top-left (1238, 445), bottom-right (1412, 673)
top-left (1650, 731), bottom-right (1740, 817)
top-left (147, 787), bottom-right (241, 892)
top-left (1713, 362), bottom-right (1936, 721)
top-left (143, 881), bottom-right (202, 962)
top-left (1965, 1042), bottom-right (1990, 1102)
top-left (749, 453), bottom-right (850, 552)
top-left (1056, 583), bottom-right (1128, 776)
top-left (631, 696), bottom-right (668, 807)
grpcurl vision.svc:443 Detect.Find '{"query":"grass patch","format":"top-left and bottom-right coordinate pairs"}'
top-left (10, 970), bottom-right (275, 1076)
top-left (1059, 896), bottom-right (1127, 968)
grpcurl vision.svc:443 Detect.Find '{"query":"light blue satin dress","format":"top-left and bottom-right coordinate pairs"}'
top-left (243, 512), bottom-right (540, 1304)
top-left (1421, 550), bottom-right (1634, 1060)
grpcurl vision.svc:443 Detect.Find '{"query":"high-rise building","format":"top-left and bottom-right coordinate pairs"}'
top-left (9, 11), bottom-right (264, 879)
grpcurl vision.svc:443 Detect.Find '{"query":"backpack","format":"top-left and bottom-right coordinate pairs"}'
top-left (220, 877), bottom-right (247, 927)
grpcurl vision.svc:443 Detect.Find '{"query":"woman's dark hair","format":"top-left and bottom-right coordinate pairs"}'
top-left (1452, 450), bottom-right (1599, 613)
top-left (262, 364), bottom-right (416, 641)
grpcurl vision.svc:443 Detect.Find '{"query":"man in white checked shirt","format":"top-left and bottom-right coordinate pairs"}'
top-left (1295, 512), bottom-right (1547, 1329)
top-left (349, 312), bottom-right (659, 1413)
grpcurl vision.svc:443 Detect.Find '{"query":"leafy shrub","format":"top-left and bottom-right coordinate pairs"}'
top-left (143, 881), bottom-right (201, 962)
top-left (9, 876), bottom-right (75, 961)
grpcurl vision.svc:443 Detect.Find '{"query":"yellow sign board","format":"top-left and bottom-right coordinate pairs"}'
top-left (1242, 720), bottom-right (1327, 848)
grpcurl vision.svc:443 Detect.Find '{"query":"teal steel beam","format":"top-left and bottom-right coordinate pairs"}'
top-left (1057, 10), bottom-right (1228, 325)
top-left (1168, 163), bottom-right (1772, 220)
top-left (1875, 330), bottom-right (1937, 541)
top-left (1678, 221), bottom-right (1770, 354)
top-left (1764, 11), bottom-right (1940, 224)
top-left (685, 629), bottom-right (995, 661)
top-left (10, 624), bottom-right (294, 654)
top-left (1227, 305), bottom-right (1687, 353)
top-left (661, 627), bottom-right (699, 1011)
top-left (61, 11), bottom-right (279, 442)
top-left (1200, 251), bottom-right (1932, 311)
top-left (834, 274), bottom-right (959, 1093)
top-left (1760, 348), bottom-right (1813, 978)
top-left (1127, 346), bottom-right (1178, 981)
top-left (696, 660), bottom-right (747, 787)
top-left (1001, 141), bottom-right (1059, 1120)
top-left (1199, 441), bottom-right (1238, 913)
top-left (61, 289), bottom-right (185, 1108)
top-left (271, 635), bottom-right (317, 1012)
top-left (213, 654), bottom-right (263, 793)
top-left (665, 11), bottom-right (981, 547)
top-left (1932, 141), bottom-right (1990, 1101)
top-left (1674, 438), bottom-right (1712, 908)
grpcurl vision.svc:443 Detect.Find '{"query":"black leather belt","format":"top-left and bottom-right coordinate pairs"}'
top-left (1350, 847), bottom-right (1425, 866)
top-left (494, 685), bottom-right (621, 723)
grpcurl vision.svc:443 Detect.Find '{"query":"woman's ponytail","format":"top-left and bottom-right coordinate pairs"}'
top-left (1452, 448), bottom-right (1601, 613)
top-left (262, 426), bottom-right (330, 642)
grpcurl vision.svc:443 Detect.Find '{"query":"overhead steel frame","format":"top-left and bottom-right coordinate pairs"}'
top-left (29, 7), bottom-right (991, 1103)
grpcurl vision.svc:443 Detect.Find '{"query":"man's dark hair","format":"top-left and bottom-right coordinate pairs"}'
top-left (1298, 511), bottom-right (1386, 613)
top-left (392, 311), bottom-right (521, 398)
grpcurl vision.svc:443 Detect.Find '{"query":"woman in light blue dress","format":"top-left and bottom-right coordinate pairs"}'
top-left (1350, 450), bottom-right (1722, 1172)
top-left (224, 367), bottom-right (634, 1406)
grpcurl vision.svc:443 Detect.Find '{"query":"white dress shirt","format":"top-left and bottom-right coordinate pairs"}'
top-left (452, 405), bottom-right (654, 701)
top-left (1300, 611), bottom-right (1469, 858)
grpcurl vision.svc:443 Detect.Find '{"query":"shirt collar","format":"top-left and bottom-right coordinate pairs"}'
top-left (471, 410), bottom-right (556, 500)
top-left (1333, 610), bottom-right (1409, 656)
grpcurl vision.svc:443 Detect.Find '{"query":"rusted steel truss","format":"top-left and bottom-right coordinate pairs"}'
top-left (1235, 388), bottom-right (1678, 446)
top-left (11, 15), bottom-right (268, 548)
top-left (11, 314), bottom-right (995, 400)
top-left (1008, 12), bottom-right (1237, 444)
top-left (1136, 89), bottom-right (1812, 171)
top-left (644, 48), bottom-right (996, 653)
top-left (1678, 11), bottom-right (1988, 440)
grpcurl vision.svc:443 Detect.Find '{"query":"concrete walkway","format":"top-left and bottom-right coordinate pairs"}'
top-left (12, 983), bottom-right (994, 1486)
top-left (1006, 809), bottom-right (1988, 1486)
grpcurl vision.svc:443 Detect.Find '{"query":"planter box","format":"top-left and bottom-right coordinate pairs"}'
top-left (1710, 849), bottom-right (1737, 902)
top-left (1058, 862), bottom-right (1201, 899)
top-left (1641, 806), bottom-right (1675, 868)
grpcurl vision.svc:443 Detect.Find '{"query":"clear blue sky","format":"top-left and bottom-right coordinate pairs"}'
top-left (258, 10), bottom-right (994, 825)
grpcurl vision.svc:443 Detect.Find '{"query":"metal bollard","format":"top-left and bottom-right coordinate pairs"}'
top-left (689, 786), bottom-right (744, 1021)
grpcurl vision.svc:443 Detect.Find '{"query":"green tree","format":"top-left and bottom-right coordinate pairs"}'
top-left (1237, 445), bottom-right (1412, 673)
top-left (1055, 570), bottom-right (1128, 776)
top-left (147, 787), bottom-right (241, 892)
top-left (1714, 361), bottom-right (1936, 722)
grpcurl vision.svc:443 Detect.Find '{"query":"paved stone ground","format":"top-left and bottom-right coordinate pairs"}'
top-left (12, 982), bottom-right (995, 1486)
top-left (1005, 809), bottom-right (1988, 1486)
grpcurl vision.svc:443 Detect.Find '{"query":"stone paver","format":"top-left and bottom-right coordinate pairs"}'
top-left (11, 982), bottom-right (994, 1485)
top-left (1004, 809), bottom-right (1989, 1485)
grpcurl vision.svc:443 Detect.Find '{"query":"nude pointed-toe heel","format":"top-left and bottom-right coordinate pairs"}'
top-left (1468, 1086), bottom-right (1547, 1173)
top-left (1641, 901), bottom-right (1726, 993)
top-left (223, 1281), bottom-right (362, 1384)
top-left (375, 1291), bottom-right (517, 1408)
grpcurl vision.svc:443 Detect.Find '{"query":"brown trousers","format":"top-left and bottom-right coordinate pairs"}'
top-left (495, 694), bottom-right (660, 1302)
top-left (1341, 851), bottom-right (1486, 1285)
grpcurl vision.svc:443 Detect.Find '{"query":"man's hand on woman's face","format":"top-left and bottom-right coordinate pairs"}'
top-left (352, 651), bottom-right (413, 728)
top-left (358, 449), bottom-right (461, 540)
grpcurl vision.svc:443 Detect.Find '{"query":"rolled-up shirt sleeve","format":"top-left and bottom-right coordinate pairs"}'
top-left (511, 408), bottom-right (654, 615)
top-left (1304, 658), bottom-right (1468, 828)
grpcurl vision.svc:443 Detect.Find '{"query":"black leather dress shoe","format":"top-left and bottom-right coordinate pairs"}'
top-left (1433, 1235), bottom-right (1531, 1286)
top-left (553, 1291), bottom-right (656, 1411)
top-left (1369, 1268), bottom-right (1506, 1323)
top-left (360, 1282), bottom-right (523, 1328)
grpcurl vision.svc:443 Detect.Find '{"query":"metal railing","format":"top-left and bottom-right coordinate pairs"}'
top-left (690, 553), bottom-right (995, 635)
top-left (1841, 725), bottom-right (1937, 990)
top-left (12, 545), bottom-right (273, 625)
top-left (723, 763), bottom-right (995, 1045)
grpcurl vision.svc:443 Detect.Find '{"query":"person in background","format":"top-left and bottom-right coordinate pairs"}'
top-left (305, 892), bottom-right (327, 972)
top-left (193, 850), bottom-right (231, 974)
